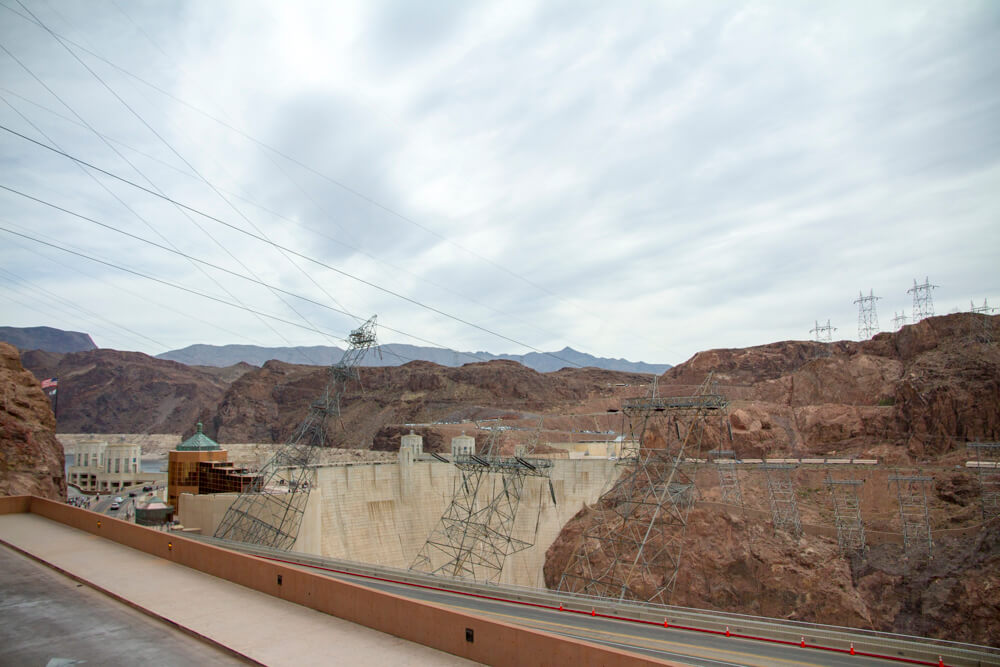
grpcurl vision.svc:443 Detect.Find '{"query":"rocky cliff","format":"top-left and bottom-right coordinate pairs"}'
top-left (544, 313), bottom-right (1000, 645)
top-left (19, 349), bottom-right (245, 434)
top-left (200, 359), bottom-right (651, 445)
top-left (0, 325), bottom-right (97, 354)
top-left (0, 342), bottom-right (66, 499)
top-left (662, 313), bottom-right (1000, 461)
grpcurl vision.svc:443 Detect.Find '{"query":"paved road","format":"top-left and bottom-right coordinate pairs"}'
top-left (305, 568), bottom-right (896, 667)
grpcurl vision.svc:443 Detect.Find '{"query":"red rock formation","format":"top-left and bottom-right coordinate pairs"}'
top-left (545, 314), bottom-right (1000, 645)
top-left (0, 342), bottom-right (66, 500)
top-left (19, 348), bottom-right (244, 434)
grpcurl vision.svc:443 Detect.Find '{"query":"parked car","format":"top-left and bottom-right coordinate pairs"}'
top-left (128, 492), bottom-right (137, 497)
top-left (142, 486), bottom-right (153, 492)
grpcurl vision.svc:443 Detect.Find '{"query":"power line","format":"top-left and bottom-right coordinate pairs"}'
top-left (0, 220), bottom-right (494, 365)
top-left (0, 125), bottom-right (584, 368)
top-left (0, 0), bottom-right (676, 361)
top-left (0, 227), bottom-right (277, 349)
top-left (0, 38), bottom-right (323, 359)
top-left (1, 88), bottom-right (588, 353)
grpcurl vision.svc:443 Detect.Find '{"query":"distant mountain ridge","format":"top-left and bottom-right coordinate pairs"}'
top-left (0, 326), bottom-right (97, 354)
top-left (156, 342), bottom-right (671, 374)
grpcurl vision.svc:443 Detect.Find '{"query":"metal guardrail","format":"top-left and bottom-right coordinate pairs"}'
top-left (189, 534), bottom-right (999, 666)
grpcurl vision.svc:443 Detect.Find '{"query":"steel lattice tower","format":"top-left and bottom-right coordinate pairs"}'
top-left (824, 476), bottom-right (866, 555)
top-left (410, 421), bottom-right (555, 583)
top-left (810, 319), bottom-right (836, 343)
top-left (891, 311), bottom-right (909, 331)
top-left (709, 450), bottom-right (742, 505)
top-left (968, 299), bottom-right (997, 343)
top-left (854, 289), bottom-right (881, 340)
top-left (907, 277), bottom-right (938, 323)
top-left (556, 375), bottom-right (728, 605)
top-left (967, 443), bottom-right (1000, 520)
top-left (214, 316), bottom-right (379, 549)
top-left (762, 464), bottom-right (802, 536)
top-left (888, 475), bottom-right (933, 557)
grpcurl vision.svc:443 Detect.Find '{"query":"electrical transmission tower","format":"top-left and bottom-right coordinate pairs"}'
top-left (709, 450), bottom-right (742, 505)
top-left (891, 312), bottom-right (909, 331)
top-left (556, 375), bottom-right (729, 605)
top-left (810, 319), bottom-right (836, 343)
top-left (888, 475), bottom-right (933, 557)
top-left (967, 443), bottom-right (1000, 520)
top-left (854, 289), bottom-right (881, 340)
top-left (907, 277), bottom-right (938, 323)
top-left (214, 316), bottom-right (379, 549)
top-left (968, 299), bottom-right (997, 343)
top-left (824, 475), bottom-right (866, 555)
top-left (410, 420), bottom-right (555, 583)
top-left (761, 464), bottom-right (802, 536)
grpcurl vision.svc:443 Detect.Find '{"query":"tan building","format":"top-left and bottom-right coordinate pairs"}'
top-left (65, 439), bottom-right (145, 492)
top-left (167, 424), bottom-right (229, 508)
top-left (450, 432), bottom-right (475, 456)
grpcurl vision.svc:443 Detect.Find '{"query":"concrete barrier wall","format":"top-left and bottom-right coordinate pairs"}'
top-left (2, 496), bottom-right (670, 667)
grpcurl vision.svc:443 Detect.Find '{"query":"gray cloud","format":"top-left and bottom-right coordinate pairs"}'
top-left (1, 0), bottom-right (998, 364)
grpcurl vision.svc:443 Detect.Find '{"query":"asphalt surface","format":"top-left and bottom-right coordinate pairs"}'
top-left (286, 562), bottom-right (913, 667)
top-left (0, 544), bottom-right (246, 666)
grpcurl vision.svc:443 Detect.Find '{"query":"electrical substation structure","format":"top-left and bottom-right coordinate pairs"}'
top-left (410, 422), bottom-right (556, 583)
top-left (968, 299), bottom-right (997, 344)
top-left (213, 316), bottom-right (379, 549)
top-left (888, 475), bottom-right (933, 558)
top-left (709, 450), bottom-right (742, 505)
top-left (810, 319), bottom-right (836, 343)
top-left (907, 277), bottom-right (937, 323)
top-left (824, 476), bottom-right (866, 555)
top-left (967, 443), bottom-right (1000, 521)
top-left (555, 375), bottom-right (729, 605)
top-left (854, 289), bottom-right (881, 340)
top-left (761, 463), bottom-right (802, 536)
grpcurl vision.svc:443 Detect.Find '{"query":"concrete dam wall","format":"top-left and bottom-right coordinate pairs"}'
top-left (180, 457), bottom-right (620, 588)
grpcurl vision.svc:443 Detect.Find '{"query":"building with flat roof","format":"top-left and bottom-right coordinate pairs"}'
top-left (65, 438), bottom-right (148, 492)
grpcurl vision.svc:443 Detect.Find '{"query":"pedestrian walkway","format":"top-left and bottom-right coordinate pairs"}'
top-left (0, 513), bottom-right (477, 666)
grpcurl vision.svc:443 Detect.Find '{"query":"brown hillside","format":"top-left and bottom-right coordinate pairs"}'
top-left (19, 349), bottom-right (242, 434)
top-left (545, 313), bottom-right (1000, 645)
top-left (199, 358), bottom-right (652, 445)
top-left (0, 343), bottom-right (65, 500)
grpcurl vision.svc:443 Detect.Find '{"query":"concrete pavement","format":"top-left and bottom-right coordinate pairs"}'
top-left (0, 513), bottom-right (479, 666)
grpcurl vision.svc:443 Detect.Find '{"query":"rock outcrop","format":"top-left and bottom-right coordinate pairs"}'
top-left (545, 314), bottom-right (1000, 645)
top-left (663, 313), bottom-right (1000, 460)
top-left (0, 342), bottom-right (66, 500)
top-left (19, 349), bottom-right (244, 435)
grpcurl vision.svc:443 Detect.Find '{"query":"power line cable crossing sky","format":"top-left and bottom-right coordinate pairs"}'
top-left (1, 1), bottom-right (998, 364)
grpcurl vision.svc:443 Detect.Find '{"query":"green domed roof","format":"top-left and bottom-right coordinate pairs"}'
top-left (176, 423), bottom-right (220, 451)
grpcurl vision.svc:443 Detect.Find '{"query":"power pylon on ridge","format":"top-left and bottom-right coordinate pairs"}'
top-left (968, 299), bottom-right (997, 343)
top-left (891, 311), bottom-right (909, 331)
top-left (410, 419), bottom-right (555, 584)
top-left (888, 475), bottom-right (933, 558)
top-left (810, 319), bottom-right (836, 343)
top-left (824, 475), bottom-right (866, 555)
top-left (761, 463), bottom-right (802, 536)
top-left (214, 316), bottom-right (379, 549)
top-left (967, 443), bottom-right (1000, 520)
top-left (709, 449), bottom-right (742, 505)
top-left (556, 374), bottom-right (729, 605)
top-left (907, 277), bottom-right (938, 323)
top-left (854, 289), bottom-right (881, 340)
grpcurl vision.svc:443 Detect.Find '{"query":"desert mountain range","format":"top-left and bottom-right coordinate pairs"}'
top-left (2, 312), bottom-right (997, 644)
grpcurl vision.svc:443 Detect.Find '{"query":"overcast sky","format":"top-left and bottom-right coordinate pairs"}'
top-left (1, 0), bottom-right (998, 366)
